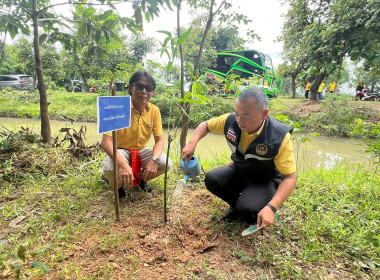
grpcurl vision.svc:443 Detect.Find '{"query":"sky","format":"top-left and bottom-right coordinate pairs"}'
top-left (121, 0), bottom-right (287, 67)
top-left (37, 1), bottom-right (286, 67)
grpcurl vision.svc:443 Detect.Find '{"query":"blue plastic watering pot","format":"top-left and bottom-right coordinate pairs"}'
top-left (180, 155), bottom-right (201, 181)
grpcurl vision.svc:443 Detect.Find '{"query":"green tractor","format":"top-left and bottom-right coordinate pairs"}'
top-left (201, 49), bottom-right (280, 98)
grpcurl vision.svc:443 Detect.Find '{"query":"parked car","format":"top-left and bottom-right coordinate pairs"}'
top-left (0, 74), bottom-right (33, 90)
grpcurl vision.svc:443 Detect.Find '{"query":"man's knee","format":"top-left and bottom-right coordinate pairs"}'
top-left (156, 155), bottom-right (173, 177)
top-left (204, 171), bottom-right (219, 191)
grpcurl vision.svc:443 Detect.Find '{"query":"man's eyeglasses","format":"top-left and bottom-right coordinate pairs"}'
top-left (133, 83), bottom-right (154, 92)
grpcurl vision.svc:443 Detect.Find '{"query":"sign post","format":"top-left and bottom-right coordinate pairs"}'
top-left (97, 96), bottom-right (131, 221)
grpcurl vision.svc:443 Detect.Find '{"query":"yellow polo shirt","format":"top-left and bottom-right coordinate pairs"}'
top-left (104, 102), bottom-right (163, 149)
top-left (318, 82), bottom-right (325, 92)
top-left (207, 113), bottom-right (296, 175)
top-left (329, 83), bottom-right (337, 91)
top-left (305, 83), bottom-right (311, 90)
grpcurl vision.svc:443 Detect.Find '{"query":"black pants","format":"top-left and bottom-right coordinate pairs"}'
top-left (205, 164), bottom-right (279, 223)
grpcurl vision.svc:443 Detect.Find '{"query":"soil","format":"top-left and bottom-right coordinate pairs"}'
top-left (40, 184), bottom-right (362, 280)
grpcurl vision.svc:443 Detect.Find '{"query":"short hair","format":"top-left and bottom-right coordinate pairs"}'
top-left (128, 70), bottom-right (156, 90)
top-left (237, 87), bottom-right (268, 110)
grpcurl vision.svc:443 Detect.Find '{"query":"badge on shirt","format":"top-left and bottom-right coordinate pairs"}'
top-left (256, 144), bottom-right (268, 155)
top-left (227, 127), bottom-right (236, 142)
top-left (148, 122), bottom-right (152, 128)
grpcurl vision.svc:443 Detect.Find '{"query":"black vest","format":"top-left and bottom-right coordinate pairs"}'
top-left (224, 114), bottom-right (292, 180)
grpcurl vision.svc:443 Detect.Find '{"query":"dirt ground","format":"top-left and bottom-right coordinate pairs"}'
top-left (44, 187), bottom-right (269, 280)
top-left (37, 184), bottom-right (363, 280)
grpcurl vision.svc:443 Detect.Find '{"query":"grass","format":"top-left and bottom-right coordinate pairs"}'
top-left (1, 89), bottom-right (379, 137)
top-left (0, 89), bottom-right (379, 278)
top-left (0, 131), bottom-right (379, 279)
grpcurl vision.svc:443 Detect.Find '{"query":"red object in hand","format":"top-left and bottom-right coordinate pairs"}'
top-left (130, 150), bottom-right (141, 186)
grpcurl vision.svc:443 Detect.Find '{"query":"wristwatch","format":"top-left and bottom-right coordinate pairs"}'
top-left (152, 157), bottom-right (160, 164)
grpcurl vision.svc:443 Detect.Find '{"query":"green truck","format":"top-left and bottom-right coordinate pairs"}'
top-left (201, 49), bottom-right (279, 98)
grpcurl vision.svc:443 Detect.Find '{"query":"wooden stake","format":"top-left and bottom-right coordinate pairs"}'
top-left (112, 130), bottom-right (120, 221)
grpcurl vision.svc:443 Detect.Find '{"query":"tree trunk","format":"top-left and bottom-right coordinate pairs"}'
top-left (80, 69), bottom-right (89, 92)
top-left (32, 0), bottom-right (51, 144)
top-left (0, 30), bottom-right (7, 58)
top-left (180, 0), bottom-right (217, 151)
top-left (291, 74), bottom-right (297, 98)
top-left (310, 73), bottom-right (326, 101)
top-left (177, 0), bottom-right (190, 151)
top-left (193, 0), bottom-right (216, 75)
top-left (334, 56), bottom-right (344, 95)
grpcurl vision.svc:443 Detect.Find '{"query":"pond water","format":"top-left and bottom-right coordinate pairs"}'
top-left (0, 117), bottom-right (371, 171)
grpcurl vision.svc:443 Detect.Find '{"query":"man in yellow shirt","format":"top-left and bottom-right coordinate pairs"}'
top-left (101, 70), bottom-right (172, 198)
top-left (355, 80), bottom-right (366, 93)
top-left (182, 88), bottom-right (297, 228)
top-left (328, 81), bottom-right (338, 93)
top-left (318, 81), bottom-right (325, 100)
top-left (305, 81), bottom-right (311, 99)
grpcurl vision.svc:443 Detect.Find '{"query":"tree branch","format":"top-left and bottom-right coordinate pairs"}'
top-left (211, 0), bottom-right (226, 19)
top-left (11, 0), bottom-right (31, 15)
top-left (38, 1), bottom-right (129, 14)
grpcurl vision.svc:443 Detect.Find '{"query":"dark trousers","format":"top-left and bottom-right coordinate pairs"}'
top-left (204, 164), bottom-right (278, 223)
top-left (305, 90), bottom-right (310, 99)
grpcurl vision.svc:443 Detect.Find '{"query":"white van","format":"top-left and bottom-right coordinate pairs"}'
top-left (0, 74), bottom-right (33, 90)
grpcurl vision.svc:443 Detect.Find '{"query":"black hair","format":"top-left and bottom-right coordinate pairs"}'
top-left (128, 70), bottom-right (156, 94)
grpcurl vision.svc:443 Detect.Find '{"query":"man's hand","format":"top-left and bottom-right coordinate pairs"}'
top-left (181, 121), bottom-right (209, 160)
top-left (181, 143), bottom-right (196, 160)
top-left (143, 160), bottom-right (158, 181)
top-left (257, 206), bottom-right (275, 228)
top-left (118, 161), bottom-right (134, 188)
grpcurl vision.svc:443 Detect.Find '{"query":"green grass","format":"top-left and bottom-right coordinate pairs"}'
top-left (2, 89), bottom-right (378, 137)
top-left (1, 89), bottom-right (379, 279)
top-left (0, 132), bottom-right (379, 279)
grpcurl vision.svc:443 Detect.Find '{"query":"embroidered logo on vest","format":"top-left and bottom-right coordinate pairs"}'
top-left (256, 144), bottom-right (268, 155)
top-left (227, 127), bottom-right (236, 142)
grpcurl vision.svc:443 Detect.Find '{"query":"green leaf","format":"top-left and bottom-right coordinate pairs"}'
top-left (157, 30), bottom-right (172, 37)
top-left (166, 61), bottom-right (173, 74)
top-left (134, 7), bottom-right (143, 28)
top-left (186, 62), bottom-right (196, 80)
top-left (95, 30), bottom-right (101, 44)
top-left (17, 246), bottom-right (27, 262)
top-left (98, 10), bottom-right (113, 21)
top-left (29, 261), bottom-right (50, 274)
top-left (145, 12), bottom-right (151, 22)
top-left (78, 22), bottom-right (86, 38)
top-left (39, 34), bottom-right (47, 43)
top-left (176, 27), bottom-right (192, 45)
top-left (31, 245), bottom-right (54, 258)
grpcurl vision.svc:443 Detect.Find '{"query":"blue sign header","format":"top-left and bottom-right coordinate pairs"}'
top-left (97, 96), bottom-right (131, 134)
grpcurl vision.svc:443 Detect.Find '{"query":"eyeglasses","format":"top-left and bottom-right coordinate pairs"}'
top-left (132, 83), bottom-right (154, 92)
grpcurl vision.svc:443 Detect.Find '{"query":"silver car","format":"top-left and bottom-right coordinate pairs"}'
top-left (0, 74), bottom-right (33, 90)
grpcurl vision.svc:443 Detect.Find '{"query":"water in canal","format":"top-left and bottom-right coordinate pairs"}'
top-left (0, 117), bottom-right (372, 171)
